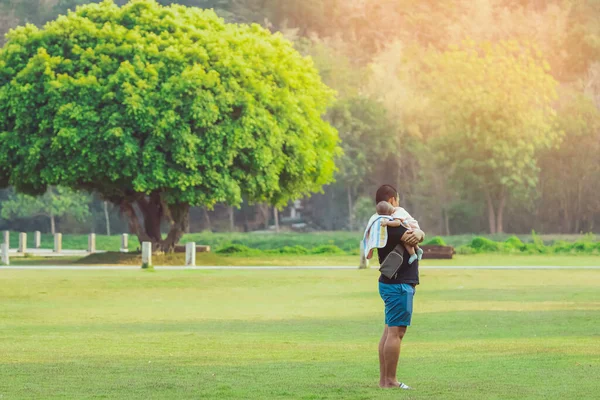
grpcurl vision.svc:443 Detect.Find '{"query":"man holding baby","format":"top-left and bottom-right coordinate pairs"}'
top-left (372, 184), bottom-right (425, 390)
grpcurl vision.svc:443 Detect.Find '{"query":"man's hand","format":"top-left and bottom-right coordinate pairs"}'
top-left (401, 229), bottom-right (425, 246)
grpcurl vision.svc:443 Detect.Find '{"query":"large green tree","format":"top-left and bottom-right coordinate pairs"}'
top-left (0, 0), bottom-right (338, 250)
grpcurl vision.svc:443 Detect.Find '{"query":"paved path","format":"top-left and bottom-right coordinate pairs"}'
top-left (1, 265), bottom-right (599, 270)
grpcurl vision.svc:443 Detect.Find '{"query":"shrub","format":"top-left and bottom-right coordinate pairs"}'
top-left (311, 245), bottom-right (345, 255)
top-left (469, 237), bottom-right (501, 252)
top-left (216, 244), bottom-right (260, 255)
top-left (273, 246), bottom-right (311, 255)
top-left (424, 236), bottom-right (447, 246)
top-left (455, 245), bottom-right (475, 255)
top-left (504, 236), bottom-right (525, 252)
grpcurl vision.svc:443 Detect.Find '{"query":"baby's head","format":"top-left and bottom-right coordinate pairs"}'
top-left (376, 201), bottom-right (395, 216)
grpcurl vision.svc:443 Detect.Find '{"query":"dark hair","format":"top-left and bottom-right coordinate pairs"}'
top-left (375, 184), bottom-right (398, 204)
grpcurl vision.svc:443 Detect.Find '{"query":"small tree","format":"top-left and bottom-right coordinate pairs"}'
top-left (0, 0), bottom-right (338, 250)
top-left (1, 186), bottom-right (90, 234)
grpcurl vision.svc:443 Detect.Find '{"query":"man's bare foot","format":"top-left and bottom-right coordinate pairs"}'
top-left (379, 381), bottom-right (412, 389)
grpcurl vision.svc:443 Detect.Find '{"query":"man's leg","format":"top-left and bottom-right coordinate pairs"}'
top-left (378, 325), bottom-right (389, 387)
top-left (381, 326), bottom-right (407, 388)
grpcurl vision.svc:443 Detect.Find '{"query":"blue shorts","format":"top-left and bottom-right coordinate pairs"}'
top-left (379, 282), bottom-right (415, 327)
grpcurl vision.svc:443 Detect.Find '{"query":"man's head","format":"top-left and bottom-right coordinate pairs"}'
top-left (375, 184), bottom-right (399, 207)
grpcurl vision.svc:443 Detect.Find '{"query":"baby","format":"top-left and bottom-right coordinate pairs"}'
top-left (376, 201), bottom-right (424, 264)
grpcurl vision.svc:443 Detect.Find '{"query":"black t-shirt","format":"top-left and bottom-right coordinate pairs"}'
top-left (378, 226), bottom-right (419, 285)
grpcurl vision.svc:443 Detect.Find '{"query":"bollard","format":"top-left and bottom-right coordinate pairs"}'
top-left (88, 233), bottom-right (96, 253)
top-left (18, 232), bottom-right (27, 254)
top-left (120, 234), bottom-right (129, 253)
top-left (34, 231), bottom-right (41, 249)
top-left (54, 233), bottom-right (62, 253)
top-left (185, 242), bottom-right (196, 267)
top-left (3, 231), bottom-right (9, 248)
top-left (1, 243), bottom-right (8, 266)
top-left (141, 242), bottom-right (152, 269)
top-left (359, 241), bottom-right (369, 269)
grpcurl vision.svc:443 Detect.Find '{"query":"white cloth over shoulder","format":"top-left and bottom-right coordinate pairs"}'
top-left (362, 213), bottom-right (393, 260)
top-left (392, 207), bottom-right (420, 230)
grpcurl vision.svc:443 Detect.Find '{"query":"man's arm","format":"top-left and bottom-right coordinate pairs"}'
top-left (401, 229), bottom-right (425, 246)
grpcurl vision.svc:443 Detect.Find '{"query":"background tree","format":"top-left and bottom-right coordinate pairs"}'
top-left (417, 41), bottom-right (561, 233)
top-left (327, 97), bottom-right (396, 230)
top-left (1, 186), bottom-right (90, 234)
top-left (0, 0), bottom-right (338, 249)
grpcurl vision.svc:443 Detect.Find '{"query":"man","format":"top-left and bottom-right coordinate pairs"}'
top-left (374, 184), bottom-right (424, 389)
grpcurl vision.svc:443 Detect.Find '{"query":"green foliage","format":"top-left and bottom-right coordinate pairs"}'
top-left (215, 243), bottom-right (259, 255)
top-left (457, 231), bottom-right (599, 255)
top-left (1, 186), bottom-right (90, 228)
top-left (504, 236), bottom-right (525, 252)
top-left (0, 0), bottom-right (338, 209)
top-left (267, 245), bottom-right (310, 255)
top-left (421, 41), bottom-right (560, 192)
top-left (423, 236), bottom-right (447, 246)
top-left (328, 97), bottom-right (396, 187)
top-left (352, 196), bottom-right (376, 231)
top-left (469, 237), bottom-right (502, 252)
top-left (216, 242), bottom-right (344, 255)
top-left (309, 244), bottom-right (344, 255)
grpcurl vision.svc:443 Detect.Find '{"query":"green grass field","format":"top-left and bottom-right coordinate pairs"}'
top-left (7, 252), bottom-right (600, 267)
top-left (1, 268), bottom-right (598, 399)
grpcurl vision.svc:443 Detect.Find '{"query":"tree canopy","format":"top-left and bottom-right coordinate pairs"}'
top-left (0, 0), bottom-right (339, 249)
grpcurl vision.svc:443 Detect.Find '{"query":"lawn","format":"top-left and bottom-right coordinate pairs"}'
top-left (7, 252), bottom-right (600, 268)
top-left (1, 268), bottom-right (598, 399)
top-left (6, 252), bottom-right (600, 267)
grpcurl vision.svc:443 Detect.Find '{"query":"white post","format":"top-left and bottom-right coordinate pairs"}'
top-left (34, 231), bottom-right (41, 248)
top-left (54, 233), bottom-right (62, 253)
top-left (1, 243), bottom-right (9, 266)
top-left (120, 234), bottom-right (129, 253)
top-left (185, 242), bottom-right (196, 267)
top-left (359, 241), bottom-right (369, 269)
top-left (88, 233), bottom-right (96, 253)
top-left (18, 232), bottom-right (27, 254)
top-left (3, 231), bottom-right (9, 248)
top-left (141, 242), bottom-right (152, 268)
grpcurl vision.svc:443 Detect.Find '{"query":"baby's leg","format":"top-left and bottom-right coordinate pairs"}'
top-left (416, 245), bottom-right (424, 260)
top-left (403, 243), bottom-right (418, 264)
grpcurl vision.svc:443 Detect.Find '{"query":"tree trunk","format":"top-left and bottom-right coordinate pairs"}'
top-left (161, 203), bottom-right (190, 252)
top-left (262, 204), bottom-right (269, 230)
top-left (274, 207), bottom-right (280, 232)
top-left (443, 208), bottom-right (451, 236)
top-left (203, 208), bottom-right (212, 231)
top-left (496, 189), bottom-right (506, 234)
top-left (120, 192), bottom-right (189, 252)
top-left (103, 201), bottom-right (111, 236)
top-left (485, 190), bottom-right (496, 234)
top-left (136, 193), bottom-right (163, 242)
top-left (347, 186), bottom-right (354, 231)
top-left (50, 213), bottom-right (56, 235)
top-left (229, 206), bottom-right (235, 232)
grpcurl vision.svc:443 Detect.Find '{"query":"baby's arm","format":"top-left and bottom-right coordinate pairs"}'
top-left (381, 219), bottom-right (403, 227)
